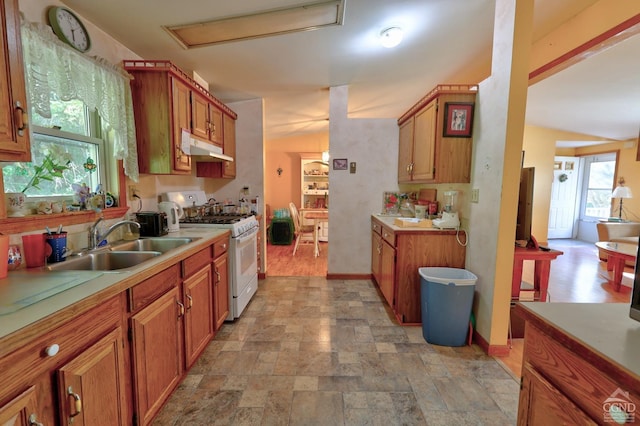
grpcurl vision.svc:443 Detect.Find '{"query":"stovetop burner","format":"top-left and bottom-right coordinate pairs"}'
top-left (180, 214), bottom-right (251, 225)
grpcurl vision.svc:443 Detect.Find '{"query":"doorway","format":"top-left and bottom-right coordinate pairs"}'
top-left (548, 153), bottom-right (617, 242)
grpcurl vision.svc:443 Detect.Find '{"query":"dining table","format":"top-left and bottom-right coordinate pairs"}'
top-left (302, 209), bottom-right (329, 257)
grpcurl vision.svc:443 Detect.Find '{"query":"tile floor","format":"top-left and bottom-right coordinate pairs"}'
top-left (153, 277), bottom-right (519, 425)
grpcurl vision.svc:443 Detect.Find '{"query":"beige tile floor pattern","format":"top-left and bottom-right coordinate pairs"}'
top-left (153, 277), bottom-right (519, 425)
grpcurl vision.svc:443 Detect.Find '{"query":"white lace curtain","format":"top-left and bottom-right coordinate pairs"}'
top-left (20, 19), bottom-right (139, 181)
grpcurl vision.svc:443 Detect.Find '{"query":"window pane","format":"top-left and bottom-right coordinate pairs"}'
top-left (585, 189), bottom-right (612, 218)
top-left (31, 96), bottom-right (88, 136)
top-left (2, 130), bottom-right (101, 196)
top-left (587, 161), bottom-right (615, 189)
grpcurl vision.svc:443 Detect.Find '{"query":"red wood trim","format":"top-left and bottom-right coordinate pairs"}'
top-left (325, 273), bottom-right (372, 280)
top-left (473, 328), bottom-right (511, 357)
top-left (123, 59), bottom-right (237, 119)
top-left (529, 14), bottom-right (640, 84)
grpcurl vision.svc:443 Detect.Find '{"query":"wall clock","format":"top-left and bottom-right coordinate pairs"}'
top-left (47, 7), bottom-right (91, 53)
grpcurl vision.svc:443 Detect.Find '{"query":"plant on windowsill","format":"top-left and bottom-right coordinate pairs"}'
top-left (5, 153), bottom-right (71, 217)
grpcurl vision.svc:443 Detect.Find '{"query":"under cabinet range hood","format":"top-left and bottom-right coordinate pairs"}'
top-left (186, 133), bottom-right (233, 162)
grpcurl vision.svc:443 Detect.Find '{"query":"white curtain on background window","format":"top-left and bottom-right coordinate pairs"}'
top-left (20, 19), bottom-right (139, 182)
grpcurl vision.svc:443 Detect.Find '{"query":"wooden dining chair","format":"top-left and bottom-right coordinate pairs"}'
top-left (289, 202), bottom-right (315, 256)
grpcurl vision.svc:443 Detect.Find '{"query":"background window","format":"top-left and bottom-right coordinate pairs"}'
top-left (580, 153), bottom-right (616, 219)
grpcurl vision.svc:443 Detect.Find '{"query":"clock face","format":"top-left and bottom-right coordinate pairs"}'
top-left (48, 7), bottom-right (91, 52)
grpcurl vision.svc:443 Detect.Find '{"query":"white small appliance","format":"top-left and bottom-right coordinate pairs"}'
top-left (432, 212), bottom-right (460, 229)
top-left (158, 201), bottom-right (183, 233)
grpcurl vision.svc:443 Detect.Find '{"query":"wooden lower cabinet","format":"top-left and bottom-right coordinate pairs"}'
top-left (57, 327), bottom-right (128, 426)
top-left (0, 386), bottom-right (41, 426)
top-left (184, 264), bottom-right (214, 368)
top-left (370, 217), bottom-right (466, 324)
top-left (516, 304), bottom-right (640, 425)
top-left (213, 250), bottom-right (229, 329)
top-left (131, 286), bottom-right (183, 425)
top-left (0, 295), bottom-right (126, 426)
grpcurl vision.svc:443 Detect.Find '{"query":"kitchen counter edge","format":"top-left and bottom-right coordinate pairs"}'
top-left (0, 228), bottom-right (231, 357)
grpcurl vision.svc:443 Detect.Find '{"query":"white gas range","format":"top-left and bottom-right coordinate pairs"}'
top-left (162, 191), bottom-right (259, 321)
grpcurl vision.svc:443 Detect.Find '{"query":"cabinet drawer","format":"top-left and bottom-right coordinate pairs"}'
top-left (381, 225), bottom-right (395, 246)
top-left (213, 237), bottom-right (228, 259)
top-left (523, 323), bottom-right (640, 422)
top-left (183, 246), bottom-right (212, 277)
top-left (129, 264), bottom-right (180, 312)
top-left (0, 295), bottom-right (122, 399)
top-left (371, 221), bottom-right (382, 235)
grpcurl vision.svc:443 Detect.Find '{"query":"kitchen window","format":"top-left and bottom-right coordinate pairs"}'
top-left (2, 97), bottom-right (109, 199)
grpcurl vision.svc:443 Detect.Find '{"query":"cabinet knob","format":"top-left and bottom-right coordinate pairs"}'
top-left (45, 344), bottom-right (60, 357)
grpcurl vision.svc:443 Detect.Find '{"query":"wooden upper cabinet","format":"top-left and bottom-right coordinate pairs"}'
top-left (123, 60), bottom-right (237, 175)
top-left (172, 78), bottom-right (192, 173)
top-left (209, 106), bottom-right (223, 147)
top-left (195, 113), bottom-right (236, 179)
top-left (397, 85), bottom-right (477, 184)
top-left (192, 91), bottom-right (223, 148)
top-left (0, 0), bottom-right (31, 162)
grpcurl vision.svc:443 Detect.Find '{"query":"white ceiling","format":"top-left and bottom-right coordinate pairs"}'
top-left (60, 0), bottom-right (639, 142)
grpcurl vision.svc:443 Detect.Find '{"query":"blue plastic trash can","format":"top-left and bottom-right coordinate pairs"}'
top-left (419, 267), bottom-right (477, 347)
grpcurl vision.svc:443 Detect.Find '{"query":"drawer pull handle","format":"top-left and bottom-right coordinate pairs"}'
top-left (28, 414), bottom-right (43, 426)
top-left (186, 294), bottom-right (193, 309)
top-left (45, 344), bottom-right (60, 357)
top-left (215, 270), bottom-right (221, 283)
top-left (67, 386), bottom-right (82, 419)
top-left (14, 101), bottom-right (27, 136)
top-left (177, 301), bottom-right (185, 317)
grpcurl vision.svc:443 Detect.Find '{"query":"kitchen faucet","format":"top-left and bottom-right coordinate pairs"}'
top-left (89, 217), bottom-right (140, 250)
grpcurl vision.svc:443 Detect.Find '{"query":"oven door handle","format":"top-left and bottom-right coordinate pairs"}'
top-left (235, 226), bottom-right (259, 243)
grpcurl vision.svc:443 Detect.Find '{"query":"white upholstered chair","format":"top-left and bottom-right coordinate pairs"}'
top-left (289, 202), bottom-right (315, 256)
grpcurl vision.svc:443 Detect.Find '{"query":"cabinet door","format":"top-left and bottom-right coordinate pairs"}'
top-left (57, 328), bottom-right (128, 426)
top-left (380, 239), bottom-right (395, 308)
top-left (183, 265), bottom-right (214, 368)
top-left (412, 100), bottom-right (436, 181)
top-left (213, 253), bottom-right (229, 330)
top-left (191, 91), bottom-right (210, 141)
top-left (518, 364), bottom-right (596, 426)
top-left (221, 114), bottom-right (236, 178)
top-left (371, 231), bottom-right (382, 285)
top-left (0, 386), bottom-right (42, 426)
top-left (171, 78), bottom-right (191, 173)
top-left (397, 117), bottom-right (413, 183)
top-left (0, 0), bottom-right (30, 162)
top-left (131, 287), bottom-right (183, 426)
top-left (209, 106), bottom-right (223, 147)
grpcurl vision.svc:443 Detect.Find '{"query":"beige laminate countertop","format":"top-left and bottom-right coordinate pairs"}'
top-left (517, 302), bottom-right (640, 379)
top-left (372, 214), bottom-right (462, 233)
top-left (0, 228), bottom-right (230, 350)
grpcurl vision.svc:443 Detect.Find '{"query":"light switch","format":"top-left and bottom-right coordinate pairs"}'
top-left (350, 162), bottom-right (356, 174)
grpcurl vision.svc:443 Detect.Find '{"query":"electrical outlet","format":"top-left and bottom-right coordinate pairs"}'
top-left (471, 188), bottom-right (479, 203)
top-left (129, 185), bottom-right (139, 200)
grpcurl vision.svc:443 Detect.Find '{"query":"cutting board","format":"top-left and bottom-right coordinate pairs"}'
top-left (418, 189), bottom-right (437, 201)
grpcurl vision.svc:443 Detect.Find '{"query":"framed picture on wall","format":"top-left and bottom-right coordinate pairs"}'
top-left (333, 158), bottom-right (348, 170)
top-left (443, 102), bottom-right (475, 138)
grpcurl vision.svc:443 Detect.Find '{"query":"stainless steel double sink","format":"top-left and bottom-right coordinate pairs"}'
top-left (46, 237), bottom-right (199, 272)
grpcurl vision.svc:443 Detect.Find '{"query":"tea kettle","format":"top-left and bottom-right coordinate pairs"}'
top-left (158, 201), bottom-right (183, 232)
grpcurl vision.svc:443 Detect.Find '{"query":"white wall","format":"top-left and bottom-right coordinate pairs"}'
top-left (328, 86), bottom-right (399, 275)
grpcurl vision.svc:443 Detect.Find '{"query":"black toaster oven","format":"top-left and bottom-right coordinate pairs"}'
top-left (135, 212), bottom-right (168, 237)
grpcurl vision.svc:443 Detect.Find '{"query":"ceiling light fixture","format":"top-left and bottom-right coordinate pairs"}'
top-left (164, 0), bottom-right (345, 49)
top-left (380, 26), bottom-right (403, 48)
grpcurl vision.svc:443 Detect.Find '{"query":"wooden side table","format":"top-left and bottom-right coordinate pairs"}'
top-left (595, 241), bottom-right (637, 291)
top-left (512, 246), bottom-right (564, 302)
